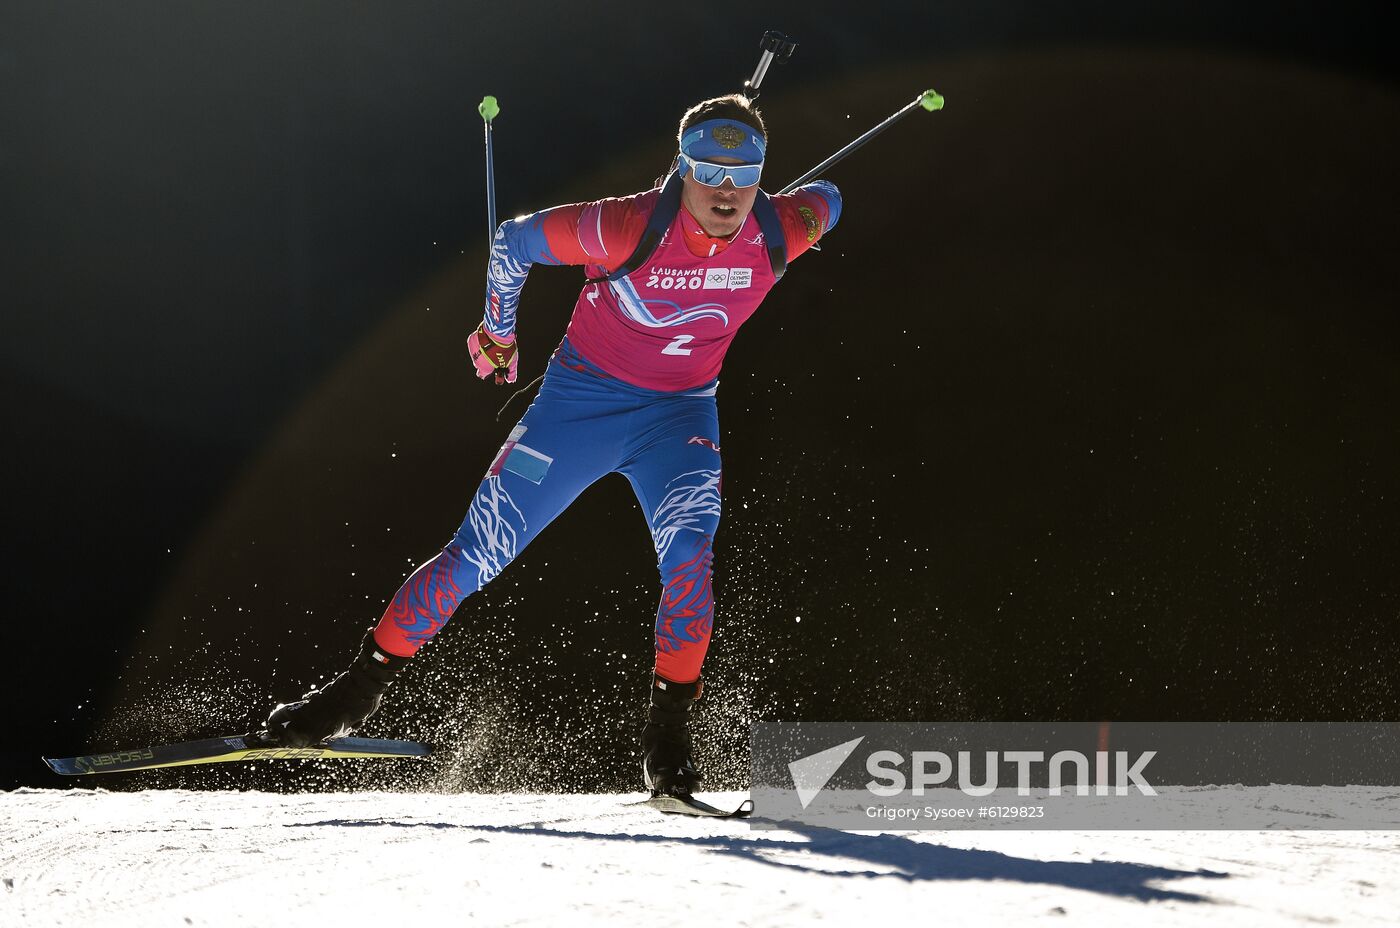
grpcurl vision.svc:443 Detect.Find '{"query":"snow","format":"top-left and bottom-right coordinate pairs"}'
top-left (2, 788), bottom-right (1395, 926)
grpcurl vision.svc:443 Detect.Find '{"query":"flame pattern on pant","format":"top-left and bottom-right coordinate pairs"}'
top-left (380, 544), bottom-right (469, 652)
top-left (375, 475), bottom-right (527, 657)
top-left (368, 343), bottom-right (724, 668)
top-left (650, 469), bottom-right (721, 682)
top-left (652, 469), bottom-right (722, 563)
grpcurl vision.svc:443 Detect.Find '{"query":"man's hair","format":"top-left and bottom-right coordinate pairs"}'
top-left (657, 94), bottom-right (767, 187)
top-left (677, 94), bottom-right (767, 148)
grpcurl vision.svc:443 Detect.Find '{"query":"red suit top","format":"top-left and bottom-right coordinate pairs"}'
top-left (483, 178), bottom-right (841, 391)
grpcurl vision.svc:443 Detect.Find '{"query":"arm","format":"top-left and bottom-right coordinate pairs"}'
top-left (481, 192), bottom-right (656, 341)
top-left (772, 180), bottom-right (842, 263)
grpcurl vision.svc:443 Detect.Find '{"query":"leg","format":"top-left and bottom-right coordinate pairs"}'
top-left (372, 469), bottom-right (543, 657)
top-left (373, 374), bottom-right (630, 657)
top-left (623, 412), bottom-right (723, 685)
top-left (266, 430), bottom-right (591, 747)
top-left (265, 364), bottom-right (631, 746)
top-left (622, 401), bottom-right (722, 793)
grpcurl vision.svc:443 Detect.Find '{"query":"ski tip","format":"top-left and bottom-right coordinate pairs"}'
top-left (42, 755), bottom-right (99, 776)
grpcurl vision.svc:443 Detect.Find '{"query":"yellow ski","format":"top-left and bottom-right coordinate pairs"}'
top-left (43, 734), bottom-right (430, 775)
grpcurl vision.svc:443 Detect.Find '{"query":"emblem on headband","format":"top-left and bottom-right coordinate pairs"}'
top-left (711, 124), bottom-right (746, 149)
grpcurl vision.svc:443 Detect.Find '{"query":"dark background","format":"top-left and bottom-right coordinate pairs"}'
top-left (3, 1), bottom-right (1397, 792)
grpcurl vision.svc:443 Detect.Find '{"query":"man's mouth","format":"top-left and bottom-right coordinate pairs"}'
top-left (712, 205), bottom-right (737, 218)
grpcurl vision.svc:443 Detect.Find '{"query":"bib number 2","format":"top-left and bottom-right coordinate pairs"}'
top-left (662, 334), bottom-right (694, 356)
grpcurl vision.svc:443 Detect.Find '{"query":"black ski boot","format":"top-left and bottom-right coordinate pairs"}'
top-left (642, 675), bottom-right (702, 797)
top-left (261, 629), bottom-right (408, 748)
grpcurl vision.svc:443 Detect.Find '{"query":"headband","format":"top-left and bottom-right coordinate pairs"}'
top-left (679, 118), bottom-right (767, 164)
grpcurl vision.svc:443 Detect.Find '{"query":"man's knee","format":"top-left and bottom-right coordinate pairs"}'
top-left (453, 475), bottom-right (530, 588)
top-left (654, 526), bottom-right (714, 673)
top-left (650, 467), bottom-right (721, 562)
top-left (658, 530), bottom-right (714, 618)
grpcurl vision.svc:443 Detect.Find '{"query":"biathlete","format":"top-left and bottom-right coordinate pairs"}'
top-left (264, 93), bottom-right (841, 797)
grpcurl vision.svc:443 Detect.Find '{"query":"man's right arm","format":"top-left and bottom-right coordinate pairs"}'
top-left (481, 192), bottom-right (656, 341)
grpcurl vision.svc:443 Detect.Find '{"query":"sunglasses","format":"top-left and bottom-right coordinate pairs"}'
top-left (678, 153), bottom-right (764, 188)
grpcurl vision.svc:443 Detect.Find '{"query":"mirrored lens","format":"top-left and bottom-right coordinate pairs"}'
top-left (683, 155), bottom-right (763, 188)
top-left (693, 162), bottom-right (728, 186)
top-left (725, 165), bottom-right (762, 188)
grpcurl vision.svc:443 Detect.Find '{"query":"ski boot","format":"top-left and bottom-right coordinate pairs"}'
top-left (259, 628), bottom-right (408, 748)
top-left (642, 675), bottom-right (703, 797)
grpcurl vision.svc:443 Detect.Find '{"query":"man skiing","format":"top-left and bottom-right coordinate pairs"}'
top-left (264, 93), bottom-right (841, 798)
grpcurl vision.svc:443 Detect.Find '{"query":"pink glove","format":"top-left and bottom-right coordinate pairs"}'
top-left (467, 323), bottom-right (518, 385)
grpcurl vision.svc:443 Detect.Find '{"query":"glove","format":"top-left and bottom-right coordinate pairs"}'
top-left (468, 323), bottom-right (519, 385)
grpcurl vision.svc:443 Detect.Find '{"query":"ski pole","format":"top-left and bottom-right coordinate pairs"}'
top-left (778, 89), bottom-right (944, 195)
top-left (478, 94), bottom-right (510, 386)
top-left (478, 95), bottom-right (500, 243)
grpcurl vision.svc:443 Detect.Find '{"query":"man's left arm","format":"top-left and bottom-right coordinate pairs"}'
top-left (772, 180), bottom-right (843, 262)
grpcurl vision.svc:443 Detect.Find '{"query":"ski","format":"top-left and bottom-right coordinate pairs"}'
top-left (632, 794), bottom-right (755, 818)
top-left (43, 734), bottom-right (431, 776)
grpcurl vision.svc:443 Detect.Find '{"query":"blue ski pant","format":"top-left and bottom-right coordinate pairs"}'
top-left (372, 339), bottom-right (723, 684)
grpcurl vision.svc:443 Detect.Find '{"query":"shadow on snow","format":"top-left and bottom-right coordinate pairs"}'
top-left (288, 817), bottom-right (1229, 903)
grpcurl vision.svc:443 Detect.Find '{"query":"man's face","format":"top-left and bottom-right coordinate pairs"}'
top-left (681, 155), bottom-right (761, 238)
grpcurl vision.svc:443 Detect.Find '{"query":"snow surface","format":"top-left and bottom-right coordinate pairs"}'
top-left (3, 789), bottom-right (1397, 926)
